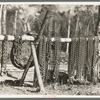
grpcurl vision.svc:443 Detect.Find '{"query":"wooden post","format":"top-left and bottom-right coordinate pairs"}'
top-left (1, 5), bottom-right (7, 75)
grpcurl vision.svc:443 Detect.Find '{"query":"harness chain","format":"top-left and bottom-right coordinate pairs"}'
top-left (53, 19), bottom-right (61, 82)
top-left (76, 37), bottom-right (82, 80)
top-left (74, 38), bottom-right (78, 75)
top-left (38, 36), bottom-right (44, 80)
top-left (68, 38), bottom-right (76, 80)
top-left (46, 18), bottom-right (52, 82)
top-left (41, 36), bottom-right (47, 83)
top-left (73, 38), bottom-right (78, 77)
top-left (88, 37), bottom-right (94, 82)
top-left (38, 36), bottom-right (43, 68)
top-left (82, 37), bottom-right (87, 81)
top-left (75, 38), bottom-right (79, 79)
top-left (92, 37), bottom-right (99, 84)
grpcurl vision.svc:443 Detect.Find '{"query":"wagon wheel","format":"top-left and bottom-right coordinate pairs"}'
top-left (10, 37), bottom-right (39, 70)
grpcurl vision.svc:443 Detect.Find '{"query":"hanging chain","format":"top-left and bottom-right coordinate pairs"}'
top-left (53, 18), bottom-right (61, 82)
top-left (92, 36), bottom-right (99, 84)
top-left (38, 35), bottom-right (47, 83)
top-left (41, 36), bottom-right (47, 83)
top-left (82, 37), bottom-right (88, 81)
top-left (45, 17), bottom-right (52, 82)
top-left (87, 37), bottom-right (94, 82)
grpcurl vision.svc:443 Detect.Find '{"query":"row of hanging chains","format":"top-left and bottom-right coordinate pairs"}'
top-left (53, 15), bottom-right (61, 82)
top-left (1, 5), bottom-right (8, 75)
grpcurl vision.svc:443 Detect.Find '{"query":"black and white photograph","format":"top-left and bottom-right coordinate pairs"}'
top-left (0, 2), bottom-right (99, 97)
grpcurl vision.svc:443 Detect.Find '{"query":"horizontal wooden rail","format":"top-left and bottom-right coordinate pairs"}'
top-left (0, 35), bottom-right (35, 41)
top-left (0, 35), bottom-right (72, 42)
top-left (0, 35), bottom-right (98, 42)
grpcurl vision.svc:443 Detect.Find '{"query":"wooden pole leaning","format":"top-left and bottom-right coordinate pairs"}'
top-left (31, 42), bottom-right (46, 94)
top-left (19, 55), bottom-right (33, 86)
